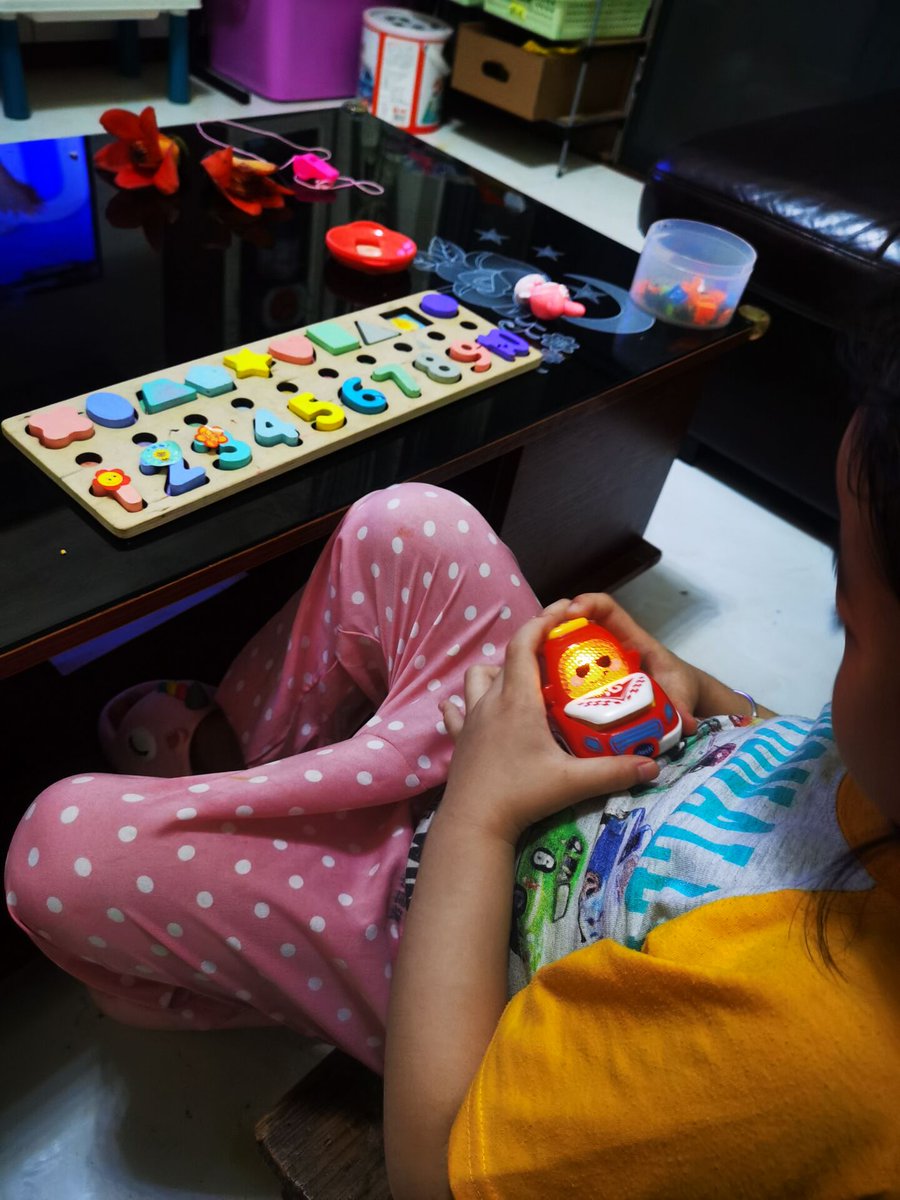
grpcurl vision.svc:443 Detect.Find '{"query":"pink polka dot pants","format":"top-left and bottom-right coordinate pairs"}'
top-left (5, 484), bottom-right (540, 1071)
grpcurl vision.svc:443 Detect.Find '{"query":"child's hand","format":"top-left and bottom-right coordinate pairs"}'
top-left (564, 593), bottom-right (707, 735)
top-left (439, 600), bottom-right (660, 846)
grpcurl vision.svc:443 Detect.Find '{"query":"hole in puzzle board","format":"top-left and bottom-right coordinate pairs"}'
top-left (356, 354), bottom-right (376, 364)
top-left (183, 413), bottom-right (208, 426)
top-left (318, 368), bottom-right (339, 379)
top-left (75, 452), bottom-right (102, 465)
top-left (231, 398), bottom-right (254, 409)
top-left (277, 382), bottom-right (299, 393)
top-left (460, 320), bottom-right (478, 330)
top-left (427, 331), bottom-right (446, 341)
top-left (380, 306), bottom-right (432, 329)
top-left (393, 342), bottom-right (412, 353)
top-left (132, 432), bottom-right (156, 445)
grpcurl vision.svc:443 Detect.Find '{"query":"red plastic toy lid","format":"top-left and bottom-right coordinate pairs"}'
top-left (325, 220), bottom-right (417, 274)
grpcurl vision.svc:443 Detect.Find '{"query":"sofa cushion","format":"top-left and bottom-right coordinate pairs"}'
top-left (638, 90), bottom-right (900, 329)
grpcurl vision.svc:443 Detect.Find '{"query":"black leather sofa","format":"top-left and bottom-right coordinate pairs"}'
top-left (638, 89), bottom-right (900, 524)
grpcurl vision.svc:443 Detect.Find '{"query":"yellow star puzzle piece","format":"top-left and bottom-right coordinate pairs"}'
top-left (223, 348), bottom-right (272, 379)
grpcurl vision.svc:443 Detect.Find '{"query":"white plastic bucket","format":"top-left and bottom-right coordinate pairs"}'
top-left (358, 8), bottom-right (452, 134)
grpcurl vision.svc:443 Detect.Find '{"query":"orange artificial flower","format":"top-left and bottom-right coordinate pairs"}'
top-left (94, 106), bottom-right (180, 194)
top-left (193, 425), bottom-right (228, 450)
top-left (201, 147), bottom-right (291, 215)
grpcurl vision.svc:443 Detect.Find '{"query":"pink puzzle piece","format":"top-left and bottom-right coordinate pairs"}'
top-left (27, 405), bottom-right (95, 449)
top-left (268, 334), bottom-right (316, 365)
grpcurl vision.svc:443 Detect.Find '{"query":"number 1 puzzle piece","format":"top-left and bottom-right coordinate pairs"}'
top-left (27, 405), bottom-right (94, 448)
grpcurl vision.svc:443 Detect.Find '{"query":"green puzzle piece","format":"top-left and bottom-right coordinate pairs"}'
top-left (305, 321), bottom-right (360, 355)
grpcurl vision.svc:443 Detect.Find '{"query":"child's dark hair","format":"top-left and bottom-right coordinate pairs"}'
top-left (811, 304), bottom-right (900, 971)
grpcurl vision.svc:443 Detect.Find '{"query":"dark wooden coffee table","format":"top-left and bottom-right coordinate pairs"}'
top-left (0, 106), bottom-right (754, 679)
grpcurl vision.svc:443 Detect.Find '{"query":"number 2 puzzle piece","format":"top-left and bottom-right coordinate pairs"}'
top-left (287, 393), bottom-right (346, 432)
top-left (27, 405), bottom-right (94, 449)
top-left (139, 439), bottom-right (208, 496)
top-left (254, 408), bottom-right (301, 447)
top-left (90, 467), bottom-right (143, 512)
top-left (140, 378), bottom-right (198, 415)
top-left (476, 328), bottom-right (531, 362)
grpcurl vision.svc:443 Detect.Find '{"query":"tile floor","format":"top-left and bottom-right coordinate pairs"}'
top-left (1, 62), bottom-right (844, 1200)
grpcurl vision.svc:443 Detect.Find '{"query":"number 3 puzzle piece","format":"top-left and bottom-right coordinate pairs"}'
top-left (27, 405), bottom-right (95, 448)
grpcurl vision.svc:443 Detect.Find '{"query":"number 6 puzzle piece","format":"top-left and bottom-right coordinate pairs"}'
top-left (27, 405), bottom-right (95, 449)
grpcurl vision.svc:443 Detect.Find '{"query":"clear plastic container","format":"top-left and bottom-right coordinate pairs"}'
top-left (629, 218), bottom-right (757, 329)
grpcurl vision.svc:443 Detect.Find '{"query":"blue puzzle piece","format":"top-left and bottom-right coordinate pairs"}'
top-left (185, 364), bottom-right (235, 397)
top-left (85, 391), bottom-right (137, 429)
top-left (254, 408), bottom-right (301, 447)
top-left (140, 378), bottom-right (197, 415)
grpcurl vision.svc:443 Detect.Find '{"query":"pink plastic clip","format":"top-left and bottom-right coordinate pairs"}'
top-left (292, 153), bottom-right (341, 184)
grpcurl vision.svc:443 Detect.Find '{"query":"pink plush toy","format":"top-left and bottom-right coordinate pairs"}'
top-left (514, 273), bottom-right (586, 320)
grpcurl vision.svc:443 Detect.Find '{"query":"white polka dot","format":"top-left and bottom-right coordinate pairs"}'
top-left (303, 672), bottom-right (314, 686)
top-left (137, 876), bottom-right (154, 894)
top-left (337, 893), bottom-right (353, 908)
top-left (337, 1008), bottom-right (351, 1022)
top-left (304, 769), bottom-right (323, 782)
top-left (390, 923), bottom-right (400, 940)
top-left (289, 808), bottom-right (306, 818)
top-left (387, 720), bottom-right (404, 731)
top-left (391, 537), bottom-right (403, 555)
top-left (433, 611), bottom-right (443, 625)
top-left (436, 720), bottom-right (448, 735)
top-left (387, 497), bottom-right (400, 509)
top-left (46, 896), bottom-right (63, 913)
top-left (200, 960), bottom-right (217, 974)
top-left (479, 562), bottom-right (491, 577)
top-left (405, 774), bottom-right (420, 788)
top-left (273, 839), bottom-right (288, 851)
top-left (280, 943), bottom-right (296, 957)
top-left (151, 944), bottom-right (169, 957)
top-left (370, 562), bottom-right (380, 578)
top-left (107, 907), bottom-right (125, 923)
top-left (289, 875), bottom-right (304, 889)
top-left (423, 519), bottom-right (436, 537)
top-left (310, 915), bottom-right (326, 933)
top-left (226, 936), bottom-right (242, 950)
top-left (414, 655), bottom-right (426, 670)
top-left (324, 610), bottom-right (332, 625)
top-left (417, 755), bottom-right (431, 769)
top-left (235, 859), bottom-right (252, 875)
top-left (357, 771), bottom-right (373, 786)
top-left (385, 606), bottom-right (394, 622)
top-left (367, 738), bottom-right (384, 750)
top-left (60, 806), bottom-right (79, 824)
top-left (422, 571), bottom-right (432, 589)
top-left (308, 976), bottom-right (323, 990)
top-left (464, 605), bottom-right (478, 621)
top-left (196, 891), bottom-right (214, 909)
top-left (458, 519), bottom-right (470, 533)
top-left (27, 847), bottom-right (39, 868)
top-left (385, 963), bottom-right (393, 979)
top-left (483, 643), bottom-right (496, 656)
top-left (235, 805), bottom-right (254, 817)
top-left (410, 622), bottom-right (420, 638)
top-left (448, 562), bottom-right (459, 580)
top-left (322, 855), bottom-right (335, 868)
top-left (500, 606), bottom-right (512, 619)
top-left (236, 990), bottom-right (252, 1002)
top-left (88, 935), bottom-right (107, 948)
top-left (357, 525), bottom-right (368, 540)
top-left (264, 708), bottom-right (273, 721)
top-left (177, 807), bottom-right (197, 820)
top-left (254, 902), bottom-right (269, 918)
top-left (447, 644), bottom-right (460, 656)
top-left (401, 587), bottom-right (410, 604)
top-left (167, 923), bottom-right (183, 937)
top-left (24, 802), bottom-right (36, 820)
top-left (321, 650), bottom-right (329, 665)
top-left (368, 864), bottom-right (381, 877)
top-left (488, 531), bottom-right (498, 544)
top-left (121, 793), bottom-right (144, 803)
top-left (118, 826), bottom-right (137, 843)
top-left (351, 591), bottom-right (365, 605)
top-left (71, 776), bottom-right (94, 784)
top-left (301, 722), bottom-right (313, 736)
top-left (450, 694), bottom-right (464, 708)
top-left (427, 679), bottom-right (442, 692)
top-left (74, 857), bottom-right (92, 877)
top-left (392, 826), bottom-right (406, 838)
top-left (511, 573), bottom-right (521, 587)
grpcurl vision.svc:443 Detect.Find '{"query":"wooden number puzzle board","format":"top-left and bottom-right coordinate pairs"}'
top-left (2, 291), bottom-right (542, 538)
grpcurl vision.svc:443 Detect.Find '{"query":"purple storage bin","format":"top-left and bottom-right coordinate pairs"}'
top-left (206, 0), bottom-right (375, 102)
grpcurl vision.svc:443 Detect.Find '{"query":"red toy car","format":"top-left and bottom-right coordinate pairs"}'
top-left (540, 618), bottom-right (682, 759)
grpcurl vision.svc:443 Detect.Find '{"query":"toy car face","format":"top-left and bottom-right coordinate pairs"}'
top-left (541, 619), bottom-right (682, 759)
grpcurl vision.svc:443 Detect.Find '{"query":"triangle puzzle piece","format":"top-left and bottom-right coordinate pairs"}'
top-left (563, 673), bottom-right (654, 727)
top-left (356, 319), bottom-right (397, 346)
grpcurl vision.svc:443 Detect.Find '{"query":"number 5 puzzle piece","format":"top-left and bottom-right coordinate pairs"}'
top-left (287, 393), bottom-right (346, 432)
top-left (27, 405), bottom-right (94, 448)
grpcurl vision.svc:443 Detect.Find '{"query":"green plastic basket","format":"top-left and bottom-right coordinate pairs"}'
top-left (483, 0), bottom-right (651, 39)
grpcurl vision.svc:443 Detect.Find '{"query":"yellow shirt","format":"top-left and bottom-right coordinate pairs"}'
top-left (449, 776), bottom-right (900, 1197)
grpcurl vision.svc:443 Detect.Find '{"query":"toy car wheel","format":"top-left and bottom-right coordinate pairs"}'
top-left (633, 741), bottom-right (657, 758)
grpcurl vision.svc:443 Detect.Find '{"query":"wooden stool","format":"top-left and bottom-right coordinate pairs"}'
top-left (256, 1050), bottom-right (393, 1200)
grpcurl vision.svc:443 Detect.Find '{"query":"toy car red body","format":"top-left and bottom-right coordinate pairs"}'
top-left (540, 618), bottom-right (682, 758)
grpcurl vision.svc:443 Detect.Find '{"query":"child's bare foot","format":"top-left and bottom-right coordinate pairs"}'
top-left (190, 707), bottom-right (245, 773)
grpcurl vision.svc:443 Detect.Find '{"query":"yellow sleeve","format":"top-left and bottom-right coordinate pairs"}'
top-left (448, 890), bottom-right (900, 1199)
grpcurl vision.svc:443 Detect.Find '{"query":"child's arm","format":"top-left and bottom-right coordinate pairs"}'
top-left (566, 593), bottom-right (776, 726)
top-left (383, 602), bottom-right (660, 1200)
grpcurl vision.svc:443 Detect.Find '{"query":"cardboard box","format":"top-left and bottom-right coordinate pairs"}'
top-left (450, 22), bottom-right (639, 123)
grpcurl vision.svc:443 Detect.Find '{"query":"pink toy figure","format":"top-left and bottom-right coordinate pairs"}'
top-left (292, 153), bottom-right (341, 186)
top-left (514, 273), bottom-right (586, 321)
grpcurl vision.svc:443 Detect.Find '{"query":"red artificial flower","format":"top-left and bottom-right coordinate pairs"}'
top-left (201, 147), bottom-right (291, 215)
top-left (93, 106), bottom-right (180, 194)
